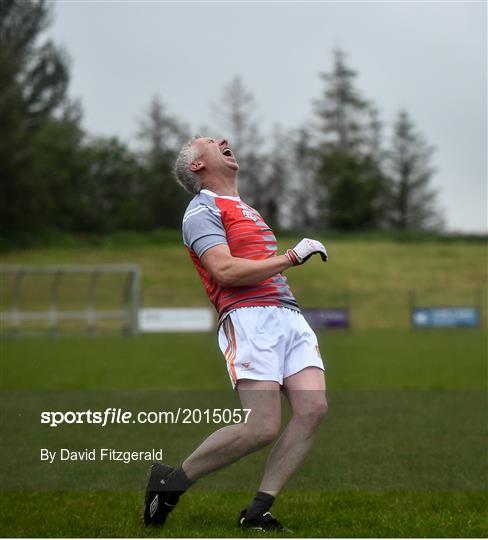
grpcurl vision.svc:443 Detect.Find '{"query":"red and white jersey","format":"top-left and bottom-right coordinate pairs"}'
top-left (182, 189), bottom-right (299, 324)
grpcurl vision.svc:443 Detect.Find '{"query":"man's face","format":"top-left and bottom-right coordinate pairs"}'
top-left (190, 137), bottom-right (239, 175)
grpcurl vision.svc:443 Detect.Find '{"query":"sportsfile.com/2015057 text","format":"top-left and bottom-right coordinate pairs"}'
top-left (40, 408), bottom-right (252, 427)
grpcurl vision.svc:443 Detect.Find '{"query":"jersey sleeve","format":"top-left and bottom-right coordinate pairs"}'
top-left (182, 206), bottom-right (228, 258)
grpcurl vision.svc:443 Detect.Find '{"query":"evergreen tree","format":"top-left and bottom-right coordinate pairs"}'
top-left (0, 0), bottom-right (68, 130)
top-left (260, 125), bottom-right (292, 228)
top-left (314, 49), bottom-right (369, 152)
top-left (137, 96), bottom-right (190, 228)
top-left (287, 126), bottom-right (322, 230)
top-left (77, 136), bottom-right (146, 233)
top-left (318, 150), bottom-right (388, 231)
top-left (211, 75), bottom-right (264, 207)
top-left (387, 110), bottom-right (442, 230)
top-left (0, 0), bottom-right (69, 235)
top-left (313, 50), bottom-right (388, 230)
top-left (366, 105), bottom-right (383, 163)
top-left (138, 96), bottom-right (188, 162)
top-left (25, 100), bottom-right (85, 232)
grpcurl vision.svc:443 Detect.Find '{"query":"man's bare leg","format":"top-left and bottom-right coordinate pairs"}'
top-left (144, 379), bottom-right (282, 527)
top-left (256, 367), bottom-right (327, 496)
top-left (182, 379), bottom-right (281, 481)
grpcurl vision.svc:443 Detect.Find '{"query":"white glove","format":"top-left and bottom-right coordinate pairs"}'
top-left (285, 238), bottom-right (328, 265)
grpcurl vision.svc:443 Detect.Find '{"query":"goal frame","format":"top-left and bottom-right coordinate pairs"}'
top-left (0, 264), bottom-right (141, 337)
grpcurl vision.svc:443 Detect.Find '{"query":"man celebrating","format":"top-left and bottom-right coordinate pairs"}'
top-left (144, 136), bottom-right (329, 532)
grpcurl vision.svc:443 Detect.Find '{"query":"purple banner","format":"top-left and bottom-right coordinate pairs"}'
top-left (302, 308), bottom-right (350, 329)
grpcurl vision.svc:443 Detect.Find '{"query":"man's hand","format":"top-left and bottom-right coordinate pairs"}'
top-left (285, 238), bottom-right (328, 266)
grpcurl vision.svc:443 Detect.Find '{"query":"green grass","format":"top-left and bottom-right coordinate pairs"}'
top-left (1, 330), bottom-right (486, 391)
top-left (1, 237), bottom-right (487, 536)
top-left (0, 491), bottom-right (486, 538)
top-left (1, 237), bottom-right (486, 330)
top-left (0, 330), bottom-right (487, 537)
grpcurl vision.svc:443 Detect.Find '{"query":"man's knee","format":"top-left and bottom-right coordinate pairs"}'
top-left (243, 420), bottom-right (280, 450)
top-left (315, 399), bottom-right (328, 422)
top-left (294, 399), bottom-right (328, 429)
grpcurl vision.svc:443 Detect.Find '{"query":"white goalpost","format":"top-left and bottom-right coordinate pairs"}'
top-left (0, 265), bottom-right (141, 337)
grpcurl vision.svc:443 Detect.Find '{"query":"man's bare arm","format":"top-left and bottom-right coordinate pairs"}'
top-left (201, 244), bottom-right (292, 288)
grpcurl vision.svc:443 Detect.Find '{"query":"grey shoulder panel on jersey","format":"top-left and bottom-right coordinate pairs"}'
top-left (182, 193), bottom-right (228, 258)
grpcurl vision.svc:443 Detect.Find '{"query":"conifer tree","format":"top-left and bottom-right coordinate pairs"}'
top-left (211, 75), bottom-right (264, 208)
top-left (313, 50), bottom-right (387, 230)
top-left (387, 110), bottom-right (442, 230)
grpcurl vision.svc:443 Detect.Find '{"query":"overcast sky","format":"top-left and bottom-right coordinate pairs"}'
top-left (49, 1), bottom-right (486, 232)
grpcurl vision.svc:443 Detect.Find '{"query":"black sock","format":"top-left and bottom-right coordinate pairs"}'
top-left (164, 465), bottom-right (195, 503)
top-left (246, 491), bottom-right (275, 520)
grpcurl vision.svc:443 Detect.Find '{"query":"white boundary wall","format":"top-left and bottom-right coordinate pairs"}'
top-left (138, 308), bottom-right (214, 332)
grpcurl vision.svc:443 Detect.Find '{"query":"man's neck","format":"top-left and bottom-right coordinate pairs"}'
top-left (201, 175), bottom-right (239, 198)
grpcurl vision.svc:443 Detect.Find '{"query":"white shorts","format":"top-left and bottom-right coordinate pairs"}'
top-left (218, 306), bottom-right (325, 388)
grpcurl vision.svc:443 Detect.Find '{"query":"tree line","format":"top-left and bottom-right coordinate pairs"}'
top-left (0, 0), bottom-right (443, 241)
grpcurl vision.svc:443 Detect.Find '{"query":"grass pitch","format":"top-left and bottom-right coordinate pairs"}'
top-left (1, 235), bottom-right (486, 330)
top-left (1, 490), bottom-right (486, 537)
top-left (1, 236), bottom-right (486, 537)
top-left (0, 329), bottom-right (486, 537)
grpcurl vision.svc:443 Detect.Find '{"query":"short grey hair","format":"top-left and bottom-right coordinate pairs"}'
top-left (174, 136), bottom-right (203, 194)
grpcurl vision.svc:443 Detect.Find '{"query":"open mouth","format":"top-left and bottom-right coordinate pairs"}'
top-left (222, 147), bottom-right (233, 157)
